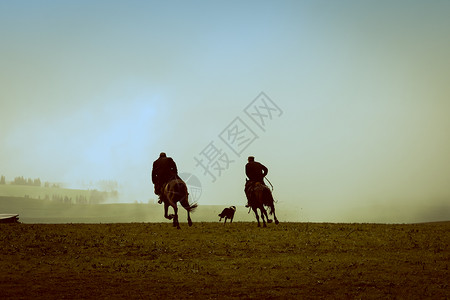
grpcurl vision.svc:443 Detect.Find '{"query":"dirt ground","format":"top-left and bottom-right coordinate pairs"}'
top-left (0, 222), bottom-right (448, 299)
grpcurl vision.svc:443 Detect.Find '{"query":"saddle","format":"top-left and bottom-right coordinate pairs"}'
top-left (249, 181), bottom-right (265, 192)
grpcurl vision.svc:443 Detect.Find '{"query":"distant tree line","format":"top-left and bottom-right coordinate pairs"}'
top-left (1, 176), bottom-right (119, 201)
top-left (9, 176), bottom-right (42, 186)
top-left (0, 175), bottom-right (64, 188)
top-left (44, 182), bottom-right (61, 188)
top-left (49, 190), bottom-right (116, 204)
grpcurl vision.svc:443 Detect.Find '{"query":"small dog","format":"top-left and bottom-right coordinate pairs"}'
top-left (218, 206), bottom-right (236, 224)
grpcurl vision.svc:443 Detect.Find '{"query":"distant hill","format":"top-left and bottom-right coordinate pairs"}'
top-left (0, 184), bottom-right (116, 204)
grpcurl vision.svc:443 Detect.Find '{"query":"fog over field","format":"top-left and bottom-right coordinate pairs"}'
top-left (1, 1), bottom-right (449, 222)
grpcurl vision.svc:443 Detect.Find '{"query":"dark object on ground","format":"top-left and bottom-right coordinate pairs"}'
top-left (0, 214), bottom-right (20, 223)
top-left (218, 206), bottom-right (236, 224)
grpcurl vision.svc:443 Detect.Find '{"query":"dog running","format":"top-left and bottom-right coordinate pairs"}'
top-left (218, 206), bottom-right (236, 224)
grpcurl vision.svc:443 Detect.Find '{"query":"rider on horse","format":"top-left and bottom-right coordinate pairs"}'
top-left (152, 152), bottom-right (180, 204)
top-left (244, 156), bottom-right (269, 208)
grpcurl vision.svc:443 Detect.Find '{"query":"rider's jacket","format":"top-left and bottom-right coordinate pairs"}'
top-left (152, 156), bottom-right (178, 184)
top-left (245, 161), bottom-right (268, 182)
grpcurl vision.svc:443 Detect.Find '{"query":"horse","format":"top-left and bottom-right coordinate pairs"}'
top-left (247, 182), bottom-right (279, 227)
top-left (162, 178), bottom-right (198, 229)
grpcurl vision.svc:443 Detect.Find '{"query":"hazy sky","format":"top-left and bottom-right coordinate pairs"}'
top-left (1, 1), bottom-right (449, 222)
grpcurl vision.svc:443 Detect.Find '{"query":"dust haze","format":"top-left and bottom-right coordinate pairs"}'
top-left (1, 1), bottom-right (449, 223)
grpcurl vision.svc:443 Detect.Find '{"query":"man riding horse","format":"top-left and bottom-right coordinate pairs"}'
top-left (244, 156), bottom-right (269, 208)
top-left (152, 152), bottom-right (180, 204)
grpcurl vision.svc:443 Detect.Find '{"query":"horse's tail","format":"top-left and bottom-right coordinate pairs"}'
top-left (180, 192), bottom-right (198, 212)
top-left (182, 202), bottom-right (198, 213)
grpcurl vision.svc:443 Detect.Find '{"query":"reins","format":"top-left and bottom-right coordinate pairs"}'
top-left (264, 177), bottom-right (274, 191)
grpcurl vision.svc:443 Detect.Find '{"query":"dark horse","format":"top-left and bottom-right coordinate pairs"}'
top-left (247, 182), bottom-right (279, 227)
top-left (162, 178), bottom-right (198, 229)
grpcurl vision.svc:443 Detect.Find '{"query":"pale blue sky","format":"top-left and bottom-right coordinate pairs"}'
top-left (1, 1), bottom-right (449, 222)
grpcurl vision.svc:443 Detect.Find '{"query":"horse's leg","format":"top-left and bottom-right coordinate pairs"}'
top-left (253, 207), bottom-right (261, 227)
top-left (260, 207), bottom-right (267, 227)
top-left (180, 196), bottom-right (193, 227)
top-left (271, 205), bottom-right (279, 225)
top-left (175, 214), bottom-right (180, 229)
top-left (187, 210), bottom-right (193, 227)
top-left (262, 207), bottom-right (272, 224)
top-left (173, 205), bottom-right (180, 229)
top-left (164, 202), bottom-right (172, 220)
top-left (267, 190), bottom-right (279, 225)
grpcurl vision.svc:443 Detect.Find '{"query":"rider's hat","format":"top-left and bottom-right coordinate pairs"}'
top-left (248, 156), bottom-right (255, 161)
top-left (160, 152), bottom-right (167, 157)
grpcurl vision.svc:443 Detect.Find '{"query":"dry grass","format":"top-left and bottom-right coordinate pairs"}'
top-left (0, 222), bottom-right (448, 299)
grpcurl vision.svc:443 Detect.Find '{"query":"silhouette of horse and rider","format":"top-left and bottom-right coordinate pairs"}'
top-left (152, 152), bottom-right (278, 228)
top-left (152, 152), bottom-right (197, 229)
top-left (244, 156), bottom-right (279, 227)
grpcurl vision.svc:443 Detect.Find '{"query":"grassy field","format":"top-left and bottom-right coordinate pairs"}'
top-left (0, 222), bottom-right (448, 299)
